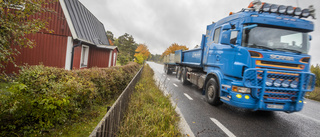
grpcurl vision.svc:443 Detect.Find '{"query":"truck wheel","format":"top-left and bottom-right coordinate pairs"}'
top-left (176, 66), bottom-right (180, 79)
top-left (205, 78), bottom-right (222, 106)
top-left (164, 65), bottom-right (168, 74)
top-left (181, 68), bottom-right (191, 85)
top-left (167, 67), bottom-right (172, 74)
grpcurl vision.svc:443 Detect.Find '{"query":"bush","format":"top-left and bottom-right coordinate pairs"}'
top-left (0, 62), bottom-right (140, 136)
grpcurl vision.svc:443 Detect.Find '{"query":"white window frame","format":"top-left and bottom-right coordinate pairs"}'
top-left (113, 52), bottom-right (117, 66)
top-left (80, 45), bottom-right (89, 68)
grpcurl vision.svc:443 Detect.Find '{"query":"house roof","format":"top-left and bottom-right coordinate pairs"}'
top-left (60, 0), bottom-right (112, 47)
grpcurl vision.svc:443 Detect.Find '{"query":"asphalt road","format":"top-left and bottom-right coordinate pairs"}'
top-left (147, 61), bottom-right (320, 137)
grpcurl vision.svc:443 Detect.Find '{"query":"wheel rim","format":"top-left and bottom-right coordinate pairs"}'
top-left (207, 85), bottom-right (214, 99)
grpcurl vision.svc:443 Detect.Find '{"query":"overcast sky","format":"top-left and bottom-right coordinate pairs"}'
top-left (79, 0), bottom-right (320, 65)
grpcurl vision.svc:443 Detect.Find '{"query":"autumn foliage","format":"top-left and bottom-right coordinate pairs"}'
top-left (162, 43), bottom-right (189, 57)
top-left (134, 44), bottom-right (151, 64)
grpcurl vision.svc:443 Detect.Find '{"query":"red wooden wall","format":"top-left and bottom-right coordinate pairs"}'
top-left (4, 1), bottom-right (72, 73)
top-left (87, 46), bottom-right (111, 68)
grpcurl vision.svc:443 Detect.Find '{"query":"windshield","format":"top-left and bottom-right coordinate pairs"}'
top-left (242, 25), bottom-right (309, 54)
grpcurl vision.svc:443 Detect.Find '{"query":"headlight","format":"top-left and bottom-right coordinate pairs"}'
top-left (232, 86), bottom-right (251, 94)
top-left (273, 79), bottom-right (282, 87)
top-left (294, 7), bottom-right (302, 16)
top-left (262, 3), bottom-right (271, 12)
top-left (286, 6), bottom-right (294, 15)
top-left (301, 9), bottom-right (310, 17)
top-left (290, 81), bottom-right (298, 88)
top-left (270, 4), bottom-right (279, 13)
top-left (278, 5), bottom-right (286, 14)
top-left (266, 78), bottom-right (274, 86)
top-left (281, 80), bottom-right (290, 88)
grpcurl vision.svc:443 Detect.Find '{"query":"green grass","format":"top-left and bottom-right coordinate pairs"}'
top-left (118, 64), bottom-right (181, 136)
top-left (306, 87), bottom-right (320, 101)
top-left (42, 99), bottom-right (116, 137)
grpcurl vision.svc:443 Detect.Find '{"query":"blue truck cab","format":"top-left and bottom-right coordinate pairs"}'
top-left (175, 1), bottom-right (316, 112)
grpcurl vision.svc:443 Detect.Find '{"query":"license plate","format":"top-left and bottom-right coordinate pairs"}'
top-left (267, 104), bottom-right (284, 109)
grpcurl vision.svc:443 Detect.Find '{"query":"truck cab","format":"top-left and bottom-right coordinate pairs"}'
top-left (176, 1), bottom-right (316, 112)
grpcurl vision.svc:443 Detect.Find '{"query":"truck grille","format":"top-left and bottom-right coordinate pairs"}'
top-left (243, 68), bottom-right (315, 102)
top-left (256, 60), bottom-right (304, 70)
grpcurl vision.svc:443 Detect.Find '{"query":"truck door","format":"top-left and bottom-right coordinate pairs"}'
top-left (213, 23), bottom-right (238, 77)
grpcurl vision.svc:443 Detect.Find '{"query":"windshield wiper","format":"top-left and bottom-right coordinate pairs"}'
top-left (274, 48), bottom-right (302, 54)
top-left (248, 44), bottom-right (274, 51)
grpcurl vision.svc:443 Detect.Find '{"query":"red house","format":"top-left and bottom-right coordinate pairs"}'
top-left (5, 0), bottom-right (118, 73)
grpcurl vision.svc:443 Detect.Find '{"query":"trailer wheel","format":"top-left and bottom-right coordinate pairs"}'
top-left (205, 78), bottom-right (222, 106)
top-left (181, 68), bottom-right (191, 85)
top-left (164, 65), bottom-right (170, 74)
top-left (176, 66), bottom-right (181, 79)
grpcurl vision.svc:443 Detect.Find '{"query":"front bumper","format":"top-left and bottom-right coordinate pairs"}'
top-left (231, 68), bottom-right (315, 112)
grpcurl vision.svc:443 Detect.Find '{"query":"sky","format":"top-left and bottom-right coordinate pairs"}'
top-left (79, 0), bottom-right (320, 65)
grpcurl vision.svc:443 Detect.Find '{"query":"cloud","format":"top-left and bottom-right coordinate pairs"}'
top-left (79, 0), bottom-right (320, 64)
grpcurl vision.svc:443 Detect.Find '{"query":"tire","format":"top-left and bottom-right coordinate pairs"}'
top-left (164, 65), bottom-right (168, 74)
top-left (176, 66), bottom-right (180, 78)
top-left (180, 68), bottom-right (191, 85)
top-left (205, 78), bottom-right (222, 106)
top-left (167, 67), bottom-right (172, 74)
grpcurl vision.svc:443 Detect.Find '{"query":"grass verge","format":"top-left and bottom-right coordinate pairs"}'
top-left (118, 64), bottom-right (181, 136)
top-left (43, 98), bottom-right (115, 137)
top-left (306, 87), bottom-right (320, 101)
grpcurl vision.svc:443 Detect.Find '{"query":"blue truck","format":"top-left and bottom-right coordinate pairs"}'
top-left (170, 1), bottom-right (316, 112)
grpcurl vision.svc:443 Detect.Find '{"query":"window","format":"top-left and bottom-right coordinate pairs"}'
top-left (81, 45), bottom-right (89, 67)
top-left (213, 27), bottom-right (221, 44)
top-left (230, 31), bottom-right (238, 45)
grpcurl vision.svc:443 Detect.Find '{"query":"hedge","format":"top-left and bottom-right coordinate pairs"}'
top-left (0, 62), bottom-right (140, 136)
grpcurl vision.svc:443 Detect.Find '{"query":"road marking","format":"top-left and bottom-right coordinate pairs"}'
top-left (173, 83), bottom-right (178, 87)
top-left (210, 118), bottom-right (236, 137)
top-left (184, 93), bottom-right (193, 100)
top-left (167, 78), bottom-right (170, 81)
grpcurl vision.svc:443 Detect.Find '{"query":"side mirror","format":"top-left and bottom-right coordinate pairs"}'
top-left (309, 35), bottom-right (312, 41)
top-left (222, 23), bottom-right (232, 30)
top-left (220, 30), bottom-right (231, 45)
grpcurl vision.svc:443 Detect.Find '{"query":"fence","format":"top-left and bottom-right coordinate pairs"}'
top-left (89, 66), bottom-right (144, 137)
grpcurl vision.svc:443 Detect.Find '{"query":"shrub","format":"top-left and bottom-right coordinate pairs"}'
top-left (0, 62), bottom-right (140, 136)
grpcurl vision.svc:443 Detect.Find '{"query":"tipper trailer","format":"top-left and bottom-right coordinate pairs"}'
top-left (166, 1), bottom-right (316, 112)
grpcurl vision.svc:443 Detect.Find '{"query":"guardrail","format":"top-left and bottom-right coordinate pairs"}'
top-left (89, 66), bottom-right (144, 137)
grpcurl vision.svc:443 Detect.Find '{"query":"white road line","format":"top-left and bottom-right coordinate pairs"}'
top-left (184, 93), bottom-right (193, 100)
top-left (210, 118), bottom-right (236, 137)
top-left (167, 78), bottom-right (170, 81)
top-left (173, 83), bottom-right (178, 87)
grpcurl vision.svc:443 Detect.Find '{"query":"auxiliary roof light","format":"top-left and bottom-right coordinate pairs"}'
top-left (294, 7), bottom-right (302, 16)
top-left (270, 4), bottom-right (279, 13)
top-left (286, 6), bottom-right (294, 15)
top-left (278, 5), bottom-right (286, 14)
top-left (301, 9), bottom-right (310, 17)
top-left (261, 3), bottom-right (271, 12)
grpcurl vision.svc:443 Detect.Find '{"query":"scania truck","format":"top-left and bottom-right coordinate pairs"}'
top-left (168, 1), bottom-right (316, 112)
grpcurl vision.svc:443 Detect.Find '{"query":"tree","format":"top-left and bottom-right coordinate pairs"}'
top-left (106, 30), bottom-right (114, 46)
top-left (135, 44), bottom-right (150, 59)
top-left (134, 44), bottom-right (150, 64)
top-left (162, 43), bottom-right (189, 57)
top-left (114, 33), bottom-right (138, 65)
top-left (0, 0), bottom-right (54, 69)
top-left (149, 54), bottom-right (161, 62)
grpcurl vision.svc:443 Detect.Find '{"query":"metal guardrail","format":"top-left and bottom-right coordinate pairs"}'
top-left (89, 66), bottom-right (144, 137)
